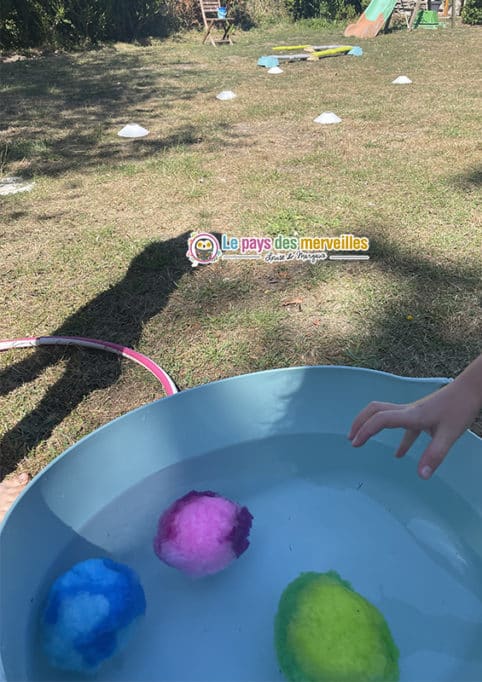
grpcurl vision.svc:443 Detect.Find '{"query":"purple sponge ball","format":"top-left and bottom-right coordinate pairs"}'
top-left (153, 490), bottom-right (253, 577)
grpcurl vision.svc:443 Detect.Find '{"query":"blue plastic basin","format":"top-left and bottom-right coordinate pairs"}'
top-left (1, 366), bottom-right (482, 681)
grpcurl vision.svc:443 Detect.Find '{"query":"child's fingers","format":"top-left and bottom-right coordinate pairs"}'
top-left (417, 434), bottom-right (453, 479)
top-left (394, 428), bottom-right (420, 458)
top-left (348, 401), bottom-right (402, 440)
top-left (350, 408), bottom-right (418, 447)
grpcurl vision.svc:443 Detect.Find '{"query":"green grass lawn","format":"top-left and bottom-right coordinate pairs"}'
top-left (1, 21), bottom-right (481, 477)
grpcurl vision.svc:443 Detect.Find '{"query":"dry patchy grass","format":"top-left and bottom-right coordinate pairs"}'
top-left (1, 22), bottom-right (481, 477)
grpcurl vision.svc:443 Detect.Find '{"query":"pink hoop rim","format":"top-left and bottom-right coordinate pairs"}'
top-left (0, 336), bottom-right (178, 397)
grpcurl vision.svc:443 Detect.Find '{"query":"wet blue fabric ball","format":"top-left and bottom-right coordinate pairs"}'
top-left (42, 558), bottom-right (146, 673)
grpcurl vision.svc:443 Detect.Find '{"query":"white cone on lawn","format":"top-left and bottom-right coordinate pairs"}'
top-left (392, 76), bottom-right (412, 84)
top-left (216, 90), bottom-right (237, 100)
top-left (314, 112), bottom-right (342, 124)
top-left (117, 124), bottom-right (149, 138)
top-left (0, 177), bottom-right (35, 195)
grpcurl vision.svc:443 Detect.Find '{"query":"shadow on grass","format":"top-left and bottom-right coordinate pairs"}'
top-left (0, 231), bottom-right (203, 476)
top-left (20, 126), bottom-right (206, 176)
top-left (450, 165), bottom-right (482, 191)
top-left (257, 231), bottom-right (481, 377)
top-left (0, 49), bottom-right (250, 178)
top-left (359, 235), bottom-right (481, 377)
top-left (1, 230), bottom-right (481, 475)
top-left (256, 235), bottom-right (482, 435)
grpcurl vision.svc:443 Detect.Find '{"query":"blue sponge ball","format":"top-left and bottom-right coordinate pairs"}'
top-left (41, 558), bottom-right (146, 674)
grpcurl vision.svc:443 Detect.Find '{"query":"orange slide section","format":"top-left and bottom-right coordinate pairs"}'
top-left (344, 0), bottom-right (398, 37)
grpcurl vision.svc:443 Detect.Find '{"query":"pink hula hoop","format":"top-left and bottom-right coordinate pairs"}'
top-left (0, 336), bottom-right (178, 397)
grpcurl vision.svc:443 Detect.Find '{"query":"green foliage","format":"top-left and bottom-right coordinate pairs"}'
top-left (0, 0), bottom-right (365, 50)
top-left (284, 0), bottom-right (362, 21)
top-left (244, 0), bottom-right (288, 22)
top-left (0, 0), bottom-right (174, 50)
top-left (462, 0), bottom-right (482, 23)
top-left (230, 0), bottom-right (257, 28)
top-left (170, 0), bottom-right (202, 30)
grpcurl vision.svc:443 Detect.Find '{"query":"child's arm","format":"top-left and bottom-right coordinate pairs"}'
top-left (348, 354), bottom-right (482, 479)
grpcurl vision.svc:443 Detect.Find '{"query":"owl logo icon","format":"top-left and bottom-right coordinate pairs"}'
top-left (186, 232), bottom-right (222, 267)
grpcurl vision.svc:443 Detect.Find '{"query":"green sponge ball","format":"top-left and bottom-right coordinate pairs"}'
top-left (274, 571), bottom-right (400, 682)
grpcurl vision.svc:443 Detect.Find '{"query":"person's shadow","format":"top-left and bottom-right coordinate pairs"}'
top-left (0, 230), bottom-right (203, 478)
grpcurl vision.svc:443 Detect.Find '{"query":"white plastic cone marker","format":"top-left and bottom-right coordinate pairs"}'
top-left (117, 124), bottom-right (149, 138)
top-left (313, 112), bottom-right (342, 124)
top-left (392, 76), bottom-right (412, 84)
top-left (216, 90), bottom-right (237, 101)
top-left (268, 66), bottom-right (284, 74)
top-left (0, 176), bottom-right (35, 196)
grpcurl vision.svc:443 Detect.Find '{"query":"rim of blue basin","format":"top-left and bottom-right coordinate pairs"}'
top-left (0, 363), bottom-right (463, 533)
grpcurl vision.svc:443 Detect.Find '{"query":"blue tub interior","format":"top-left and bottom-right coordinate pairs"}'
top-left (1, 366), bottom-right (482, 682)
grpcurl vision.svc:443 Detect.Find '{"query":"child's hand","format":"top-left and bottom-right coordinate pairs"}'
top-left (348, 365), bottom-right (482, 480)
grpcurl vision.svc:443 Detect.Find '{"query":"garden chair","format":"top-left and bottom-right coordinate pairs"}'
top-left (199, 0), bottom-right (233, 46)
